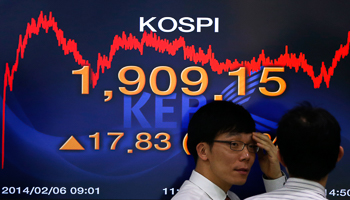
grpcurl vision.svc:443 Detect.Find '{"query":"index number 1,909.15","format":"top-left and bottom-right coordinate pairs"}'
top-left (72, 65), bottom-right (286, 97)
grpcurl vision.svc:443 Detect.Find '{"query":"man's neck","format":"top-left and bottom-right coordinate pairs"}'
top-left (318, 176), bottom-right (328, 187)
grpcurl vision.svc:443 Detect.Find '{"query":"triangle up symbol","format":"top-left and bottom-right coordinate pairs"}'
top-left (59, 136), bottom-right (85, 150)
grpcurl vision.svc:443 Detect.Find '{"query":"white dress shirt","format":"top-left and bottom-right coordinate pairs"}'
top-left (171, 170), bottom-right (286, 200)
top-left (245, 177), bottom-right (327, 200)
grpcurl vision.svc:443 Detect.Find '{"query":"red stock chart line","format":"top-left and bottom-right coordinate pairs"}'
top-left (1, 11), bottom-right (350, 168)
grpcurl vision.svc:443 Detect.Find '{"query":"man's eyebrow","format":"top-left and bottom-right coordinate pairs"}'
top-left (224, 135), bottom-right (242, 140)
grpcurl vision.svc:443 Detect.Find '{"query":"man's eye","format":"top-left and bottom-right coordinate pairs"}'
top-left (231, 142), bottom-right (239, 147)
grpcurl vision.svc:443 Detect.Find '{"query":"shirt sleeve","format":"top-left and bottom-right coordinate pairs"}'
top-left (262, 171), bottom-right (287, 192)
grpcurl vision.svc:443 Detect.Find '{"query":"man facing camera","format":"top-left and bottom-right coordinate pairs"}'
top-left (245, 103), bottom-right (344, 200)
top-left (172, 101), bottom-right (286, 200)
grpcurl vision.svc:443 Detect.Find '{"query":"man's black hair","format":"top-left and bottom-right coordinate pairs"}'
top-left (277, 102), bottom-right (341, 181)
top-left (187, 101), bottom-right (256, 162)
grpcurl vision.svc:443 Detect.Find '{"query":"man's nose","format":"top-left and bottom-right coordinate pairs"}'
top-left (239, 145), bottom-right (251, 161)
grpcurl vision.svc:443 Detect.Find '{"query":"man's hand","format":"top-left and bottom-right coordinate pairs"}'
top-left (252, 132), bottom-right (282, 179)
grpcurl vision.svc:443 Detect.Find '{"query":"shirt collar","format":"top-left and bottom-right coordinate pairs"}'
top-left (189, 170), bottom-right (228, 200)
top-left (285, 177), bottom-right (326, 198)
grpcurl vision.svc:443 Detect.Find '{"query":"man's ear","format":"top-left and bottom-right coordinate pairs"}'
top-left (196, 142), bottom-right (209, 161)
top-left (337, 146), bottom-right (344, 162)
top-left (277, 149), bottom-right (287, 168)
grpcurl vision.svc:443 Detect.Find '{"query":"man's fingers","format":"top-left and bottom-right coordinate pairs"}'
top-left (257, 142), bottom-right (275, 156)
top-left (253, 132), bottom-right (272, 142)
top-left (257, 147), bottom-right (265, 158)
top-left (263, 133), bottom-right (271, 140)
top-left (253, 133), bottom-right (274, 148)
top-left (253, 132), bottom-right (278, 157)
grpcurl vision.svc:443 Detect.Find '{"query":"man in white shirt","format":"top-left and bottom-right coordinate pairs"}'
top-left (245, 102), bottom-right (344, 200)
top-left (172, 101), bottom-right (286, 200)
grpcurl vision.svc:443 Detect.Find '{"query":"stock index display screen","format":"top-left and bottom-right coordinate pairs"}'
top-left (0, 0), bottom-right (350, 199)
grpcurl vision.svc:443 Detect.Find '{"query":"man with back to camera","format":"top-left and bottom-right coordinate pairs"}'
top-left (245, 102), bottom-right (344, 200)
top-left (172, 101), bottom-right (286, 200)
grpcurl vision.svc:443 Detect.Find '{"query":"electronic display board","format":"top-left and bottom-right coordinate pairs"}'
top-left (0, 0), bottom-right (350, 199)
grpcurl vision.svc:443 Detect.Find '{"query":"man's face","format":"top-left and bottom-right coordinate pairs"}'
top-left (205, 133), bottom-right (256, 191)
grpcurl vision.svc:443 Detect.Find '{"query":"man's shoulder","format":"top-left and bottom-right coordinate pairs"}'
top-left (171, 180), bottom-right (210, 200)
top-left (244, 188), bottom-right (328, 200)
top-left (172, 183), bottom-right (241, 200)
top-left (244, 192), bottom-right (271, 200)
